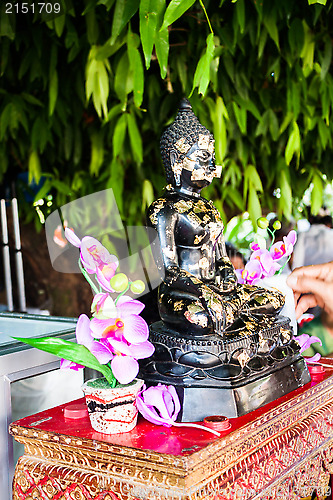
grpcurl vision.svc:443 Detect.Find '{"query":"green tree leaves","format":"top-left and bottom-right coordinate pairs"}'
top-left (86, 46), bottom-right (111, 119)
top-left (1, 0), bottom-right (333, 230)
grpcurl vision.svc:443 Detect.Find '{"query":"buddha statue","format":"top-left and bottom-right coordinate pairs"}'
top-left (140, 99), bottom-right (310, 421)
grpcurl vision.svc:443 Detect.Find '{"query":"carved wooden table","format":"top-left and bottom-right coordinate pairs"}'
top-left (9, 361), bottom-right (333, 500)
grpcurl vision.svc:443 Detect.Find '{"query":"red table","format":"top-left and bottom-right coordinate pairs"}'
top-left (9, 361), bottom-right (333, 500)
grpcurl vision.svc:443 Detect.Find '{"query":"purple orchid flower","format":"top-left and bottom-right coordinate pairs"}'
top-left (90, 295), bottom-right (149, 344)
top-left (65, 228), bottom-right (118, 290)
top-left (136, 384), bottom-right (181, 426)
top-left (136, 384), bottom-right (221, 437)
top-left (294, 333), bottom-right (322, 363)
top-left (270, 230), bottom-right (297, 261)
top-left (251, 249), bottom-right (281, 277)
top-left (60, 314), bottom-right (114, 371)
top-left (106, 337), bottom-right (155, 384)
top-left (238, 259), bottom-right (262, 285)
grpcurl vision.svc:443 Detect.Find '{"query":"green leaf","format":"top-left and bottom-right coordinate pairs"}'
top-left (89, 132), bottom-right (104, 176)
top-left (232, 101), bottom-right (247, 134)
top-left (248, 187), bottom-right (262, 227)
top-left (155, 27), bottom-right (169, 79)
top-left (86, 9), bottom-right (99, 45)
top-left (64, 124), bottom-right (73, 161)
top-left (139, 0), bottom-right (159, 69)
top-left (236, 0), bottom-right (245, 34)
top-left (190, 33), bottom-right (215, 97)
top-left (113, 114), bottom-right (127, 157)
top-left (28, 151), bottom-right (42, 184)
top-left (49, 70), bottom-right (58, 117)
top-left (278, 168), bottom-right (292, 220)
top-left (308, 0), bottom-right (327, 4)
top-left (85, 47), bottom-right (110, 118)
top-left (142, 179), bottom-right (154, 210)
top-left (114, 52), bottom-right (133, 110)
top-left (311, 171), bottom-right (323, 214)
top-left (285, 121), bottom-right (300, 166)
top-left (213, 95), bottom-right (227, 163)
top-left (127, 30), bottom-right (144, 107)
top-left (54, 15), bottom-right (66, 37)
top-left (301, 22), bottom-right (315, 73)
top-left (263, 15), bottom-right (279, 51)
top-left (127, 112), bottom-right (143, 164)
top-left (13, 336), bottom-right (116, 386)
top-left (160, 0), bottom-right (196, 31)
top-left (111, 0), bottom-right (140, 44)
top-left (320, 36), bottom-right (332, 81)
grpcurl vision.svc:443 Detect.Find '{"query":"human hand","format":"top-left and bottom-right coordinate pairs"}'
top-left (286, 262), bottom-right (333, 319)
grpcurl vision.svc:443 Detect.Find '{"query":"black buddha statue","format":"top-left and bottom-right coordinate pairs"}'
top-left (140, 99), bottom-right (310, 421)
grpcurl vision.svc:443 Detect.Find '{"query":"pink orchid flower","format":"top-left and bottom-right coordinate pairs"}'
top-left (251, 249), bottom-right (281, 277)
top-left (136, 384), bottom-right (221, 436)
top-left (65, 228), bottom-right (118, 289)
top-left (270, 230), bottom-right (297, 261)
top-left (107, 337), bottom-right (155, 384)
top-left (90, 295), bottom-right (149, 344)
top-left (136, 384), bottom-right (181, 426)
top-left (236, 260), bottom-right (262, 285)
top-left (60, 314), bottom-right (114, 371)
top-left (294, 333), bottom-right (322, 363)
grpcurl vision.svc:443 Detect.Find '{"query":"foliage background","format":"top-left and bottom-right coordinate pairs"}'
top-left (0, 0), bottom-right (332, 231)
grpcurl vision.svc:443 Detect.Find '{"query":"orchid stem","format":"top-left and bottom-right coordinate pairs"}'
top-left (78, 259), bottom-right (100, 295)
top-left (267, 228), bottom-right (275, 250)
top-left (114, 283), bottom-right (131, 305)
top-left (172, 421), bottom-right (220, 437)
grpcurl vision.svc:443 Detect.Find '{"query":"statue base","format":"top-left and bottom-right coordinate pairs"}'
top-left (140, 317), bottom-right (311, 421)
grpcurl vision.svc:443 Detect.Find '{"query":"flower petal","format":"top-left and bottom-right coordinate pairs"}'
top-left (76, 314), bottom-right (93, 348)
top-left (90, 317), bottom-right (117, 339)
top-left (117, 296), bottom-right (145, 316)
top-left (126, 340), bottom-right (155, 359)
top-left (65, 228), bottom-right (81, 247)
top-left (60, 358), bottom-right (84, 371)
top-left (306, 353), bottom-right (322, 363)
top-left (90, 340), bottom-right (114, 364)
top-left (123, 314), bottom-right (149, 343)
top-left (111, 355), bottom-right (139, 384)
top-left (136, 395), bottom-right (172, 426)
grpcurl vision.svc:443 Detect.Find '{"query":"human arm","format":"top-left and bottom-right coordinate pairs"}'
top-left (286, 261), bottom-right (333, 319)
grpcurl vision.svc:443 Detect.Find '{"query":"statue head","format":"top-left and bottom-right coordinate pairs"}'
top-left (160, 99), bottom-right (222, 188)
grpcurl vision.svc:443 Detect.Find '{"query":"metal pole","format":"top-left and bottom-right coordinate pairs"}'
top-left (11, 198), bottom-right (26, 312)
top-left (0, 199), bottom-right (13, 311)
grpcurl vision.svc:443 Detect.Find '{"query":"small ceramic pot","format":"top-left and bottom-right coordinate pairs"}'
top-left (82, 378), bottom-right (144, 434)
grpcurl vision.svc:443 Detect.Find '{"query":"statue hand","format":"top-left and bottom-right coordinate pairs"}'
top-left (220, 272), bottom-right (237, 292)
top-left (216, 258), bottom-right (237, 293)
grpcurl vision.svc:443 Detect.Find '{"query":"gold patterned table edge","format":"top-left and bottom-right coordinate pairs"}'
top-left (10, 372), bottom-right (333, 500)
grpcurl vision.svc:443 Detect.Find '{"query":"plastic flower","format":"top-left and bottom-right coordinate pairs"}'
top-left (270, 230), bottom-right (297, 261)
top-left (107, 338), bottom-right (155, 384)
top-left (90, 295), bottom-right (149, 344)
top-left (294, 333), bottom-right (322, 363)
top-left (60, 314), bottom-right (114, 371)
top-left (136, 384), bottom-right (181, 426)
top-left (251, 249), bottom-right (281, 277)
top-left (136, 384), bottom-right (221, 437)
top-left (236, 260), bottom-right (262, 285)
top-left (64, 228), bottom-right (118, 289)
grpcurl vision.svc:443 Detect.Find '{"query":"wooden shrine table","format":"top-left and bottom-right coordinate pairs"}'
top-left (9, 360), bottom-right (333, 500)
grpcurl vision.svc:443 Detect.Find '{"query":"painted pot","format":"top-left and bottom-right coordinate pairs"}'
top-left (82, 378), bottom-right (144, 434)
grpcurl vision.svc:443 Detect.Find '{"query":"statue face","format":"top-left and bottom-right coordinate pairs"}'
top-left (172, 135), bottom-right (222, 188)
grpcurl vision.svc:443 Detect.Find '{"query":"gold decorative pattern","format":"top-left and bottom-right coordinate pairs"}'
top-left (10, 370), bottom-right (333, 500)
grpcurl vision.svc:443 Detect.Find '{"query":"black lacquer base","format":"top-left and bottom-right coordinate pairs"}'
top-left (139, 317), bottom-right (311, 421)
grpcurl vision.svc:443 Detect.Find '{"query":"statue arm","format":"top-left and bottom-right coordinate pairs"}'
top-left (215, 238), bottom-right (238, 293)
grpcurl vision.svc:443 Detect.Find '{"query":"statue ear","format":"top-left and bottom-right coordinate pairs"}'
top-left (170, 149), bottom-right (182, 186)
top-left (170, 149), bottom-right (179, 167)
